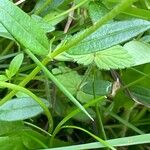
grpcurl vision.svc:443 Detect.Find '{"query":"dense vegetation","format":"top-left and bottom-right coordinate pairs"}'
top-left (0, 0), bottom-right (150, 149)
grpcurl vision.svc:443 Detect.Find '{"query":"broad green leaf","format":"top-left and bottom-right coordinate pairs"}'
top-left (22, 129), bottom-right (48, 149)
top-left (6, 53), bottom-right (24, 79)
top-left (0, 121), bottom-right (23, 136)
top-left (124, 41), bottom-right (150, 66)
top-left (0, 97), bottom-right (50, 121)
top-left (130, 86), bottom-right (150, 108)
top-left (82, 80), bottom-right (112, 96)
top-left (0, 135), bottom-right (26, 150)
top-left (56, 71), bottom-right (82, 95)
top-left (0, 23), bottom-right (13, 40)
top-left (60, 46), bottom-right (133, 70)
top-left (0, 0), bottom-right (49, 56)
top-left (88, 1), bottom-right (109, 23)
top-left (68, 19), bottom-right (150, 55)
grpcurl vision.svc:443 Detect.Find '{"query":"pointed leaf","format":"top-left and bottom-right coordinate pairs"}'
top-left (0, 0), bottom-right (49, 56)
top-left (68, 19), bottom-right (150, 55)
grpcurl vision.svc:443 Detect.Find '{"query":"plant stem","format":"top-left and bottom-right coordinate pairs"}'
top-left (49, 0), bottom-right (135, 58)
top-left (61, 125), bottom-right (116, 150)
top-left (0, 81), bottom-right (53, 133)
top-left (50, 96), bottom-right (105, 146)
top-left (24, 49), bottom-right (93, 120)
top-left (46, 0), bottom-right (89, 22)
top-left (24, 121), bottom-right (52, 137)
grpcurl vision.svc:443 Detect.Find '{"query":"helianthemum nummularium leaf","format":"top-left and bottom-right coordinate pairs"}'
top-left (68, 19), bottom-right (150, 55)
top-left (0, 0), bottom-right (49, 56)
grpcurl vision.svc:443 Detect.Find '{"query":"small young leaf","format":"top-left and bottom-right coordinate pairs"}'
top-left (68, 19), bottom-right (150, 55)
top-left (0, 0), bottom-right (49, 56)
top-left (0, 97), bottom-right (50, 121)
top-left (124, 41), bottom-right (150, 66)
top-left (6, 53), bottom-right (24, 79)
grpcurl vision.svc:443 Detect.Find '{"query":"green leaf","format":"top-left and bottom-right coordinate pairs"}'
top-left (123, 7), bottom-right (150, 20)
top-left (130, 86), bottom-right (150, 108)
top-left (0, 97), bottom-right (50, 121)
top-left (44, 134), bottom-right (150, 150)
top-left (56, 71), bottom-right (82, 95)
top-left (6, 53), bottom-right (24, 79)
top-left (0, 121), bottom-right (23, 136)
top-left (67, 19), bottom-right (150, 55)
top-left (124, 41), bottom-right (150, 66)
top-left (0, 75), bottom-right (9, 82)
top-left (0, 0), bottom-right (49, 56)
top-left (64, 46), bottom-right (133, 70)
top-left (82, 80), bottom-right (112, 96)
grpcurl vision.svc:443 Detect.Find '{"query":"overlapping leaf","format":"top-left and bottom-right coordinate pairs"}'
top-left (68, 19), bottom-right (150, 55)
top-left (0, 0), bottom-right (49, 56)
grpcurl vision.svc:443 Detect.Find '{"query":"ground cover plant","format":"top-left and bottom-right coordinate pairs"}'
top-left (0, 0), bottom-right (150, 149)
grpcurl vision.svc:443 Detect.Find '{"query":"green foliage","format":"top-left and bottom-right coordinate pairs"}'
top-left (0, 0), bottom-right (49, 56)
top-left (68, 19), bottom-right (150, 55)
top-left (0, 97), bottom-right (50, 121)
top-left (0, 0), bottom-right (149, 150)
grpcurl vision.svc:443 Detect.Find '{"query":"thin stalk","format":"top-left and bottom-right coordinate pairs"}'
top-left (1, 41), bottom-right (14, 56)
top-left (0, 81), bottom-right (53, 132)
top-left (0, 0), bottom-right (135, 110)
top-left (49, 0), bottom-right (135, 58)
top-left (24, 49), bottom-right (93, 120)
top-left (61, 125), bottom-right (116, 150)
top-left (93, 67), bottom-right (107, 140)
top-left (46, 0), bottom-right (89, 22)
top-left (50, 96), bottom-right (105, 146)
top-left (24, 121), bottom-right (52, 137)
